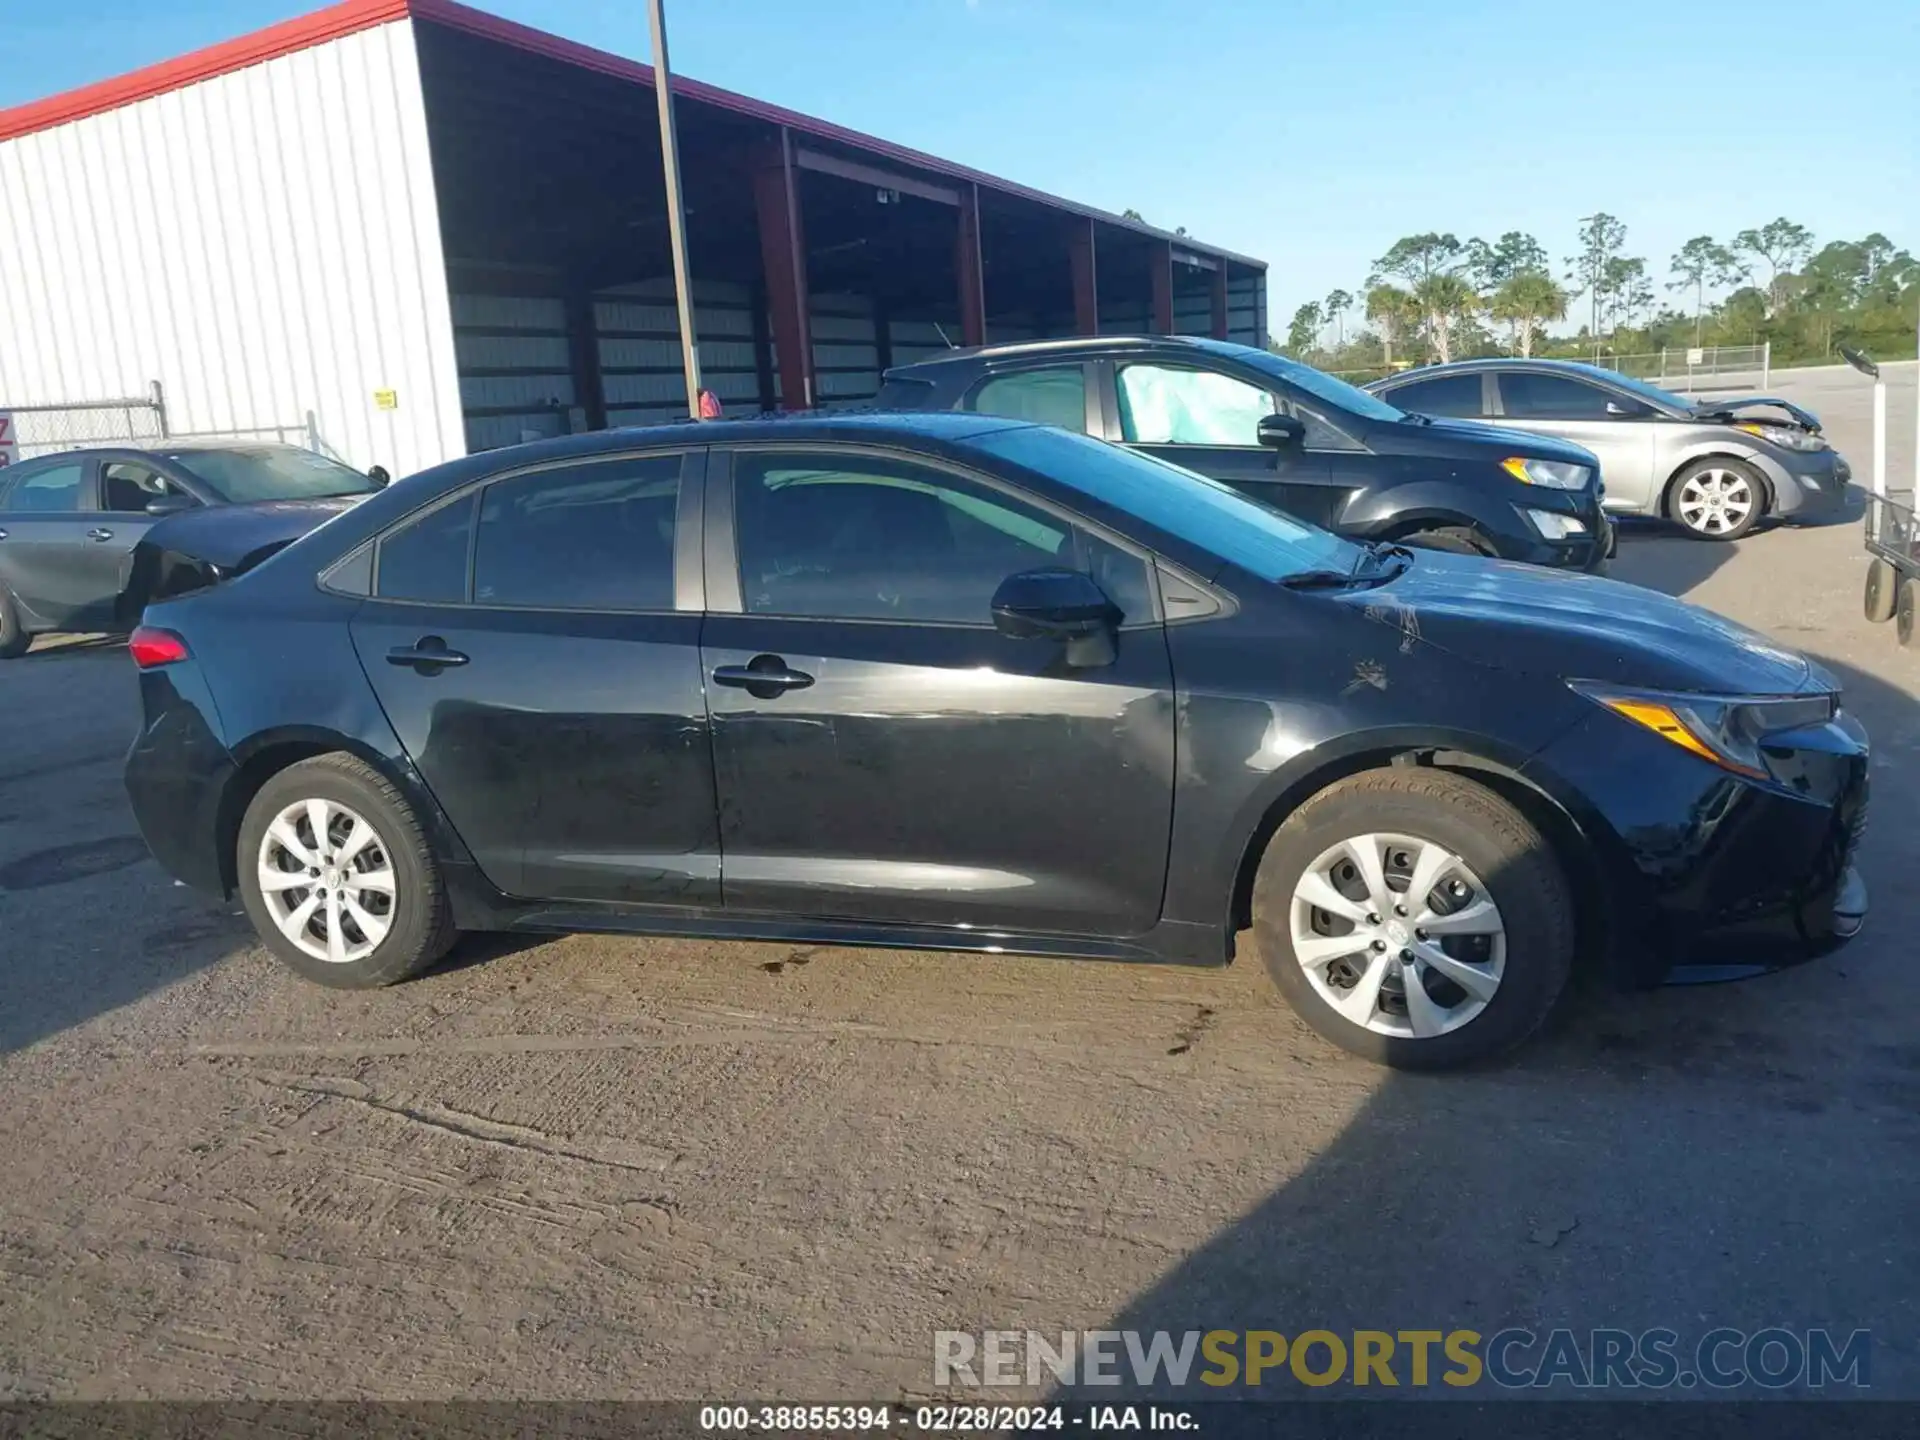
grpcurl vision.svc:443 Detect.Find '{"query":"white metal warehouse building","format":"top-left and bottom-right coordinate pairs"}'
top-left (0, 0), bottom-right (1267, 475)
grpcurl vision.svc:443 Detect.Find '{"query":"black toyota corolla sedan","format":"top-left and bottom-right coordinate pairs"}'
top-left (123, 413), bottom-right (1867, 1069)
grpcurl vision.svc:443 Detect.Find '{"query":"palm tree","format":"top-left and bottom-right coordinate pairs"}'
top-left (1324, 289), bottom-right (1353, 347)
top-left (1411, 272), bottom-right (1477, 363)
top-left (1364, 283), bottom-right (1417, 368)
top-left (1488, 273), bottom-right (1567, 357)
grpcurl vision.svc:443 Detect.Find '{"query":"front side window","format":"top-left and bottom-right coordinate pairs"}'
top-left (1387, 373), bottom-right (1485, 419)
top-left (731, 450), bottom-right (1151, 626)
top-left (102, 462), bottom-right (184, 512)
top-left (1498, 372), bottom-right (1616, 421)
top-left (472, 456), bottom-right (682, 611)
top-left (376, 494), bottom-right (475, 604)
top-left (1117, 364), bottom-right (1276, 447)
top-left (967, 367), bottom-right (1089, 432)
top-left (0, 460), bottom-right (85, 513)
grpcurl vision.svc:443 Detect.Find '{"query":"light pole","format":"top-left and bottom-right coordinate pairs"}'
top-left (647, 0), bottom-right (703, 419)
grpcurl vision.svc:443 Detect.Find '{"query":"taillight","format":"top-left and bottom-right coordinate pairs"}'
top-left (129, 626), bottom-right (190, 669)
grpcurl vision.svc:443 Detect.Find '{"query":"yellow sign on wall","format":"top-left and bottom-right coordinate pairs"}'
top-left (373, 389), bottom-right (399, 411)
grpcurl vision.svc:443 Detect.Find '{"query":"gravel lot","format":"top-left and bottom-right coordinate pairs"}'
top-left (2, 363), bottom-right (1916, 1403)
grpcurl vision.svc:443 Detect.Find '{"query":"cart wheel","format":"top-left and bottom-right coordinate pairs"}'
top-left (1899, 577), bottom-right (1917, 649)
top-left (1865, 559), bottom-right (1899, 623)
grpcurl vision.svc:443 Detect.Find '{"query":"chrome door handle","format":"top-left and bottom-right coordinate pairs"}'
top-left (87, 527), bottom-right (114, 542)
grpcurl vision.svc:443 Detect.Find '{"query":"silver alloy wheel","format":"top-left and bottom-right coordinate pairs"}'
top-left (256, 797), bottom-right (397, 964)
top-left (1288, 831), bottom-right (1506, 1039)
top-left (1676, 467), bottom-right (1754, 536)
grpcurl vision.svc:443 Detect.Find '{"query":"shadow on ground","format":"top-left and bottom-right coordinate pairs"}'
top-left (1064, 646), bottom-right (1918, 1410)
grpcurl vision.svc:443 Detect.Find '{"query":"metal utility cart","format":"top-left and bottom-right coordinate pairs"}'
top-left (1848, 346), bottom-right (1920, 648)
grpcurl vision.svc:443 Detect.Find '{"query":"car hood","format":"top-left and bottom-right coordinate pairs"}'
top-left (1377, 414), bottom-right (1599, 465)
top-left (140, 495), bottom-right (366, 571)
top-left (1339, 549), bottom-right (1817, 695)
top-left (1690, 395), bottom-right (1822, 431)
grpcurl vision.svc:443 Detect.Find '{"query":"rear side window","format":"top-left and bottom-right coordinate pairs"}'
top-left (967, 367), bottom-right (1089, 432)
top-left (472, 455), bottom-right (682, 611)
top-left (1498, 372), bottom-right (1615, 421)
top-left (1386, 373), bottom-right (1484, 418)
top-left (0, 459), bottom-right (85, 513)
top-left (376, 494), bottom-right (475, 603)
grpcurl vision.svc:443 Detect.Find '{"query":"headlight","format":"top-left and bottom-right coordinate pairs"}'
top-left (1501, 457), bottom-right (1593, 490)
top-left (1525, 509), bottom-right (1589, 540)
top-left (1570, 682), bottom-right (1836, 778)
top-left (1735, 422), bottom-right (1828, 453)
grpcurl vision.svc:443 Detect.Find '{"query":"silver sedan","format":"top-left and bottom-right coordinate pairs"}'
top-left (1368, 359), bottom-right (1851, 541)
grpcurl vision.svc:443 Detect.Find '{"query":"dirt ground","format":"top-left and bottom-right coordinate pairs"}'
top-left (1, 363), bottom-right (1916, 1402)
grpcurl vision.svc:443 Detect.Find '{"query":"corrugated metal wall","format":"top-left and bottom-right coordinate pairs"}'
top-left (451, 286), bottom-right (578, 452)
top-left (0, 19), bottom-right (466, 476)
top-left (810, 293), bottom-right (881, 408)
top-left (596, 277), bottom-right (762, 429)
top-left (1228, 273), bottom-right (1266, 348)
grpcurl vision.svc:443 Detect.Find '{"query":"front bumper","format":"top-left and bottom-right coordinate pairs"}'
top-left (1757, 446), bottom-right (1850, 519)
top-left (1523, 705), bottom-right (1869, 988)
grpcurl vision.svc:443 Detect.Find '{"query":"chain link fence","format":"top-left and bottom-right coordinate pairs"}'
top-left (0, 381), bottom-right (333, 462)
top-left (1589, 343), bottom-right (1770, 392)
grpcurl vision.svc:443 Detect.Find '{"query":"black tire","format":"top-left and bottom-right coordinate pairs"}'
top-left (1864, 559), bottom-right (1898, 624)
top-left (1397, 525), bottom-right (1493, 557)
top-left (1898, 577), bottom-right (1917, 650)
top-left (0, 588), bottom-right (30, 659)
top-left (1251, 768), bottom-right (1575, 1070)
top-left (1668, 457), bottom-right (1766, 541)
top-left (236, 752), bottom-right (457, 988)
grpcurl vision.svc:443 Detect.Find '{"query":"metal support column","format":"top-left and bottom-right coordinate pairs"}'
top-left (752, 128), bottom-right (814, 410)
top-left (957, 183), bottom-right (986, 348)
top-left (1150, 239), bottom-right (1174, 335)
top-left (1210, 264), bottom-right (1229, 340)
top-left (1070, 219), bottom-right (1098, 336)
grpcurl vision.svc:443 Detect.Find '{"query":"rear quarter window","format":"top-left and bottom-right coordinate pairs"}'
top-left (375, 494), bottom-right (475, 603)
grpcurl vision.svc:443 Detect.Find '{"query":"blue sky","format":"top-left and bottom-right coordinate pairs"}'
top-left (8, 0), bottom-right (1917, 329)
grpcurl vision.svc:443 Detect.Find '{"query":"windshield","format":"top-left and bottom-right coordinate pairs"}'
top-left (970, 425), bottom-right (1361, 582)
top-left (1236, 349), bottom-right (1407, 424)
top-left (1536, 363), bottom-right (1692, 413)
top-left (166, 447), bottom-right (378, 503)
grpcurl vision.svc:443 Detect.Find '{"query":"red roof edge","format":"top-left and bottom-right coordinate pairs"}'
top-left (0, 0), bottom-right (411, 144)
top-left (0, 0), bottom-right (1265, 272)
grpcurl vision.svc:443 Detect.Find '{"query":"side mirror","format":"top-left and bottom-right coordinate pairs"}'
top-left (367, 465), bottom-right (392, 488)
top-left (1257, 413), bottom-right (1306, 449)
top-left (1604, 400), bottom-right (1647, 418)
top-left (145, 495), bottom-right (196, 518)
top-left (991, 568), bottom-right (1117, 667)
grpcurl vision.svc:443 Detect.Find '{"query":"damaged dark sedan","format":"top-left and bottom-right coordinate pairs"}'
top-left (123, 415), bottom-right (1867, 1069)
top-left (0, 441), bottom-right (383, 657)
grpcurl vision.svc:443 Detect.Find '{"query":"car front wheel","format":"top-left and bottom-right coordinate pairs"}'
top-left (1252, 769), bottom-right (1574, 1070)
top-left (237, 753), bottom-right (456, 988)
top-left (1670, 458), bottom-right (1764, 540)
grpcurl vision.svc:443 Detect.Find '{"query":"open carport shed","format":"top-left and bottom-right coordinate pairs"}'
top-left (0, 0), bottom-right (1267, 472)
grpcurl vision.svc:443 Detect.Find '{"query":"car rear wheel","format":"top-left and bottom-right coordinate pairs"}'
top-left (1670, 458), bottom-right (1764, 540)
top-left (1864, 558), bottom-right (1899, 623)
top-left (1251, 769), bottom-right (1574, 1070)
top-left (0, 588), bottom-right (30, 659)
top-left (1397, 525), bottom-right (1494, 557)
top-left (1898, 576), bottom-right (1917, 650)
top-left (237, 753), bottom-right (456, 988)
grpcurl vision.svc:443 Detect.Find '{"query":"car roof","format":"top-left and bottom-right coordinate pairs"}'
top-left (1377, 357), bottom-right (1646, 385)
top-left (885, 334), bottom-right (1262, 375)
